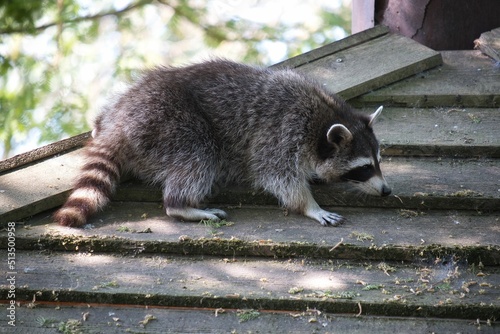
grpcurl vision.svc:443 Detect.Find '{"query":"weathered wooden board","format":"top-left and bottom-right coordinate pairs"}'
top-left (272, 25), bottom-right (390, 69)
top-left (294, 32), bottom-right (442, 100)
top-left (369, 107), bottom-right (500, 158)
top-left (4, 305), bottom-right (495, 334)
top-left (475, 27), bottom-right (500, 62)
top-left (0, 149), bottom-right (85, 224)
top-left (0, 132), bottom-right (89, 173)
top-left (7, 204), bottom-right (500, 264)
top-left (352, 51), bottom-right (500, 107)
top-left (2, 251), bottom-right (499, 320)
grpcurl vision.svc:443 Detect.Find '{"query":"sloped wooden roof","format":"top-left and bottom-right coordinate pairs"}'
top-left (1, 26), bottom-right (499, 332)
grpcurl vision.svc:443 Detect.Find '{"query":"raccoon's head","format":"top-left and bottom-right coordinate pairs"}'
top-left (315, 106), bottom-right (391, 197)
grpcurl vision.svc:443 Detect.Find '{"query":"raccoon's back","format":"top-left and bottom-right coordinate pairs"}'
top-left (95, 59), bottom-right (343, 182)
top-left (109, 59), bottom-right (318, 130)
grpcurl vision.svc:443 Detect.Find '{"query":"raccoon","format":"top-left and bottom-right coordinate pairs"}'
top-left (54, 59), bottom-right (391, 228)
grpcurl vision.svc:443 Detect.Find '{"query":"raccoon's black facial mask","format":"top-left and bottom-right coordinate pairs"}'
top-left (340, 148), bottom-right (382, 184)
top-left (340, 163), bottom-right (376, 183)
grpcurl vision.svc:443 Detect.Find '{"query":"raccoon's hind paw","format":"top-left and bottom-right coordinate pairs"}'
top-left (166, 207), bottom-right (227, 222)
top-left (204, 208), bottom-right (228, 220)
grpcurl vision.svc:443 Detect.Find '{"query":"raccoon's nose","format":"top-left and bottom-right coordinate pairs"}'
top-left (381, 185), bottom-right (391, 197)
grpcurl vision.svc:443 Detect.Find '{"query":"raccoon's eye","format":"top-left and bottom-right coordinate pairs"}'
top-left (341, 164), bottom-right (375, 182)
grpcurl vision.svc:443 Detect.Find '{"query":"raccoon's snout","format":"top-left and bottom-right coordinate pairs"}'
top-left (381, 184), bottom-right (391, 197)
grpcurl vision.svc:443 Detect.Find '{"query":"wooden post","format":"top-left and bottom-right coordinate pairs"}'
top-left (352, 0), bottom-right (375, 34)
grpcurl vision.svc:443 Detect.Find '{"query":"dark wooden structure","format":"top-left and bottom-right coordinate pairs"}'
top-left (353, 0), bottom-right (500, 50)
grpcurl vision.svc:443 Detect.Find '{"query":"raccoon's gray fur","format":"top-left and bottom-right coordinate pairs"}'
top-left (54, 59), bottom-right (391, 227)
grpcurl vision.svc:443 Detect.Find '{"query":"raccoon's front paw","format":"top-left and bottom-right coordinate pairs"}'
top-left (307, 208), bottom-right (345, 227)
top-left (318, 210), bottom-right (345, 227)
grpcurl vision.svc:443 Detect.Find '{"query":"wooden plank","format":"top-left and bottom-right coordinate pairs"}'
top-left (0, 132), bottom-right (89, 173)
top-left (474, 27), bottom-right (500, 62)
top-left (0, 149), bottom-right (85, 224)
top-left (2, 251), bottom-right (499, 320)
top-left (352, 51), bottom-right (500, 107)
top-left (7, 204), bottom-right (500, 264)
top-left (272, 25), bottom-right (390, 69)
top-left (294, 33), bottom-right (442, 100)
top-left (5, 305), bottom-right (495, 334)
top-left (370, 107), bottom-right (500, 158)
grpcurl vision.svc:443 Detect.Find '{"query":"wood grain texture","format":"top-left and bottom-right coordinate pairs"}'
top-left (295, 33), bottom-right (442, 100)
top-left (0, 149), bottom-right (85, 223)
top-left (7, 305), bottom-right (491, 334)
top-left (0, 43), bottom-right (498, 328)
top-left (272, 25), bottom-right (390, 69)
top-left (2, 152), bottom-right (499, 224)
top-left (370, 107), bottom-right (500, 157)
top-left (2, 250), bottom-right (499, 319)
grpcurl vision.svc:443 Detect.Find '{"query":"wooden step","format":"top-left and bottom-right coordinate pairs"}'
top-left (2, 251), bottom-right (498, 320)
top-left (1, 35), bottom-right (498, 331)
top-left (272, 25), bottom-right (442, 100)
top-left (373, 107), bottom-right (500, 158)
top-left (7, 204), bottom-right (500, 265)
top-left (352, 51), bottom-right (500, 108)
top-left (4, 304), bottom-right (497, 334)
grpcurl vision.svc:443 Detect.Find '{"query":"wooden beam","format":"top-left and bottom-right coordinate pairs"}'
top-left (0, 132), bottom-right (89, 173)
top-left (352, 0), bottom-right (375, 34)
top-left (371, 107), bottom-right (500, 158)
top-left (9, 204), bottom-right (500, 264)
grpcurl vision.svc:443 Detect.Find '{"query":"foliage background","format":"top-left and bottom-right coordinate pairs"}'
top-left (0, 0), bottom-right (351, 159)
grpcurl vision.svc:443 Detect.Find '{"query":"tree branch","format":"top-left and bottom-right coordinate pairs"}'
top-left (0, 0), bottom-right (154, 35)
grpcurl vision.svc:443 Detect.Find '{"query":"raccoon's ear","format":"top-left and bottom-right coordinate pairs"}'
top-left (368, 106), bottom-right (383, 128)
top-left (327, 124), bottom-right (353, 147)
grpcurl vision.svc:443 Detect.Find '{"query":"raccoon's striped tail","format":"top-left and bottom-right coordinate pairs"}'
top-left (54, 140), bottom-right (122, 227)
